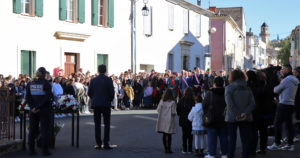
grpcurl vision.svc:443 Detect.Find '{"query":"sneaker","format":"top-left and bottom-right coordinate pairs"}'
top-left (182, 150), bottom-right (187, 154)
top-left (267, 143), bottom-right (283, 151)
top-left (221, 155), bottom-right (227, 158)
top-left (281, 144), bottom-right (295, 151)
top-left (205, 155), bottom-right (215, 158)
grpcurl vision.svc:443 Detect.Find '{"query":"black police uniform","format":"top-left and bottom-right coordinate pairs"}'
top-left (26, 78), bottom-right (52, 154)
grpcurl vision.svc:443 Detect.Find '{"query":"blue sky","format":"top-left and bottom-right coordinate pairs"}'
top-left (189, 0), bottom-right (300, 40)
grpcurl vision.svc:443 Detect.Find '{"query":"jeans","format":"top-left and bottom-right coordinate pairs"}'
top-left (274, 104), bottom-right (294, 145)
top-left (94, 107), bottom-right (111, 146)
top-left (227, 122), bottom-right (251, 158)
top-left (181, 125), bottom-right (193, 151)
top-left (207, 127), bottom-right (228, 156)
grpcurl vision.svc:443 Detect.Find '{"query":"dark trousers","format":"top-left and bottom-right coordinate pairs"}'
top-left (133, 93), bottom-right (141, 108)
top-left (296, 105), bottom-right (300, 133)
top-left (228, 122), bottom-right (251, 158)
top-left (162, 133), bottom-right (172, 151)
top-left (207, 127), bottom-right (228, 156)
top-left (274, 104), bottom-right (294, 145)
top-left (94, 107), bottom-right (111, 146)
top-left (250, 118), bottom-right (268, 152)
top-left (181, 126), bottom-right (193, 152)
top-left (28, 108), bottom-right (51, 152)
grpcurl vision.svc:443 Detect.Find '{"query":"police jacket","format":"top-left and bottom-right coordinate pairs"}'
top-left (26, 78), bottom-right (52, 109)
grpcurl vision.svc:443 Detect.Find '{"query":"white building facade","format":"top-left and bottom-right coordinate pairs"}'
top-left (253, 37), bottom-right (267, 69)
top-left (0, 0), bottom-right (213, 77)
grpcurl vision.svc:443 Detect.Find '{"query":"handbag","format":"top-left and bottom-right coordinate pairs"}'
top-left (202, 92), bottom-right (213, 126)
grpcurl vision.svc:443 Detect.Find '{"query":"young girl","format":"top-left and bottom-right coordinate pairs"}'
top-left (156, 89), bottom-right (177, 154)
top-left (188, 95), bottom-right (206, 156)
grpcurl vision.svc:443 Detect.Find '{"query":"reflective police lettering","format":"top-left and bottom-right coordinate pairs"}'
top-left (30, 84), bottom-right (46, 95)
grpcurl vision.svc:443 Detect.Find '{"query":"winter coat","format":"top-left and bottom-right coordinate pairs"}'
top-left (202, 88), bottom-right (227, 128)
top-left (274, 74), bottom-right (299, 105)
top-left (188, 103), bottom-right (205, 131)
top-left (156, 100), bottom-right (177, 134)
top-left (225, 79), bottom-right (255, 122)
top-left (177, 98), bottom-right (193, 127)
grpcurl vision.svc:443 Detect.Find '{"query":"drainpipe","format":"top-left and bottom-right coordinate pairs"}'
top-left (131, 0), bottom-right (136, 73)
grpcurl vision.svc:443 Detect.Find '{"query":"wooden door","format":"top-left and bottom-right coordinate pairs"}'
top-left (64, 53), bottom-right (77, 76)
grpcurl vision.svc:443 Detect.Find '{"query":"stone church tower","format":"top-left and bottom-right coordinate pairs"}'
top-left (260, 22), bottom-right (270, 46)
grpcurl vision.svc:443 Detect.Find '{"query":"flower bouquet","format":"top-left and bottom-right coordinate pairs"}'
top-left (56, 95), bottom-right (79, 111)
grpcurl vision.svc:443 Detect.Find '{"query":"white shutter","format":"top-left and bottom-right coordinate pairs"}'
top-left (168, 4), bottom-right (174, 31)
top-left (195, 14), bottom-right (201, 38)
top-left (183, 9), bottom-right (189, 34)
top-left (144, 6), bottom-right (152, 36)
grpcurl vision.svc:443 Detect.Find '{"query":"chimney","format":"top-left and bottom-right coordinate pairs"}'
top-left (209, 7), bottom-right (216, 13)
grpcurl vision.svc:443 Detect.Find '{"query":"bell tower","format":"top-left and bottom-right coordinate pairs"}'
top-left (260, 22), bottom-right (270, 46)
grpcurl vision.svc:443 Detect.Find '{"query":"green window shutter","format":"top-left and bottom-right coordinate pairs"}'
top-left (103, 55), bottom-right (108, 70)
top-left (35, 0), bottom-right (43, 17)
top-left (30, 51), bottom-right (36, 77)
top-left (21, 50), bottom-right (30, 75)
top-left (108, 0), bottom-right (114, 27)
top-left (97, 54), bottom-right (103, 66)
top-left (92, 0), bottom-right (98, 25)
top-left (59, 0), bottom-right (67, 20)
top-left (13, 0), bottom-right (22, 14)
top-left (78, 0), bottom-right (85, 23)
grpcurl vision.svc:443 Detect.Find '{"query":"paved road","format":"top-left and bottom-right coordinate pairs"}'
top-left (3, 110), bottom-right (300, 158)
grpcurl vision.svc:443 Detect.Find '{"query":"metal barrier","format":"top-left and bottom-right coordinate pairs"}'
top-left (0, 88), bottom-right (15, 141)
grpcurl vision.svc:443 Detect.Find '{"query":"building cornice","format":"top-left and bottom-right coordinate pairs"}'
top-left (166, 0), bottom-right (215, 17)
top-left (54, 31), bottom-right (90, 42)
top-left (180, 40), bottom-right (194, 46)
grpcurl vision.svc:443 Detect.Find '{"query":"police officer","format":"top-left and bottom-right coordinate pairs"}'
top-left (26, 67), bottom-right (52, 156)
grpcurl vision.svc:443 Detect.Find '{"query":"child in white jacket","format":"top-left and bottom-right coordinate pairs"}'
top-left (188, 96), bottom-right (206, 156)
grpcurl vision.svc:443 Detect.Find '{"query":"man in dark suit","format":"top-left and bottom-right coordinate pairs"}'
top-left (88, 65), bottom-right (115, 150)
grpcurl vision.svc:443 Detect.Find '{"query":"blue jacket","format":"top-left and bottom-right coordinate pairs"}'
top-left (88, 74), bottom-right (115, 108)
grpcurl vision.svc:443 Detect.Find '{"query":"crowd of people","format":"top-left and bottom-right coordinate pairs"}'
top-left (1, 64), bottom-right (300, 158)
top-left (155, 64), bottom-right (300, 158)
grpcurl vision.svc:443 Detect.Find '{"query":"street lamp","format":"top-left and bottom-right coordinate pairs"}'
top-left (142, 0), bottom-right (149, 16)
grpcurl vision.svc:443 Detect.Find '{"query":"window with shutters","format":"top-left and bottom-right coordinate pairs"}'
top-left (13, 0), bottom-right (43, 17)
top-left (92, 0), bottom-right (114, 27)
top-left (59, 0), bottom-right (85, 23)
top-left (21, 50), bottom-right (36, 77)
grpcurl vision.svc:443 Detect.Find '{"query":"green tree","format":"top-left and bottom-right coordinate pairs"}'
top-left (277, 39), bottom-right (291, 65)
